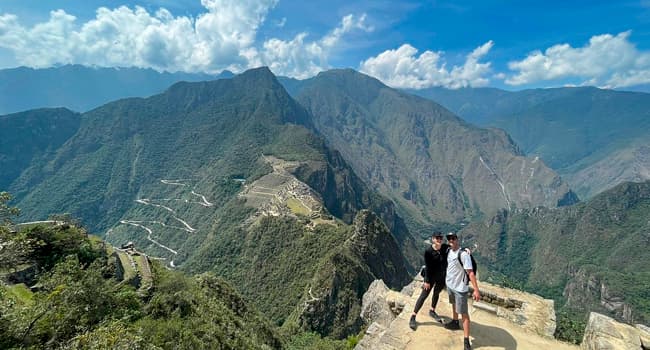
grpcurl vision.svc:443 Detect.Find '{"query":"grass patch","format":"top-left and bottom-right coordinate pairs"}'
top-left (7, 283), bottom-right (33, 304)
top-left (287, 198), bottom-right (311, 215)
top-left (117, 251), bottom-right (136, 281)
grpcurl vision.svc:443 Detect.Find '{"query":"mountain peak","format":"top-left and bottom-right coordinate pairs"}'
top-left (234, 66), bottom-right (278, 86)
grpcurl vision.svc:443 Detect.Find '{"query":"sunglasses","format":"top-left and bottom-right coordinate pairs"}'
top-left (447, 236), bottom-right (457, 241)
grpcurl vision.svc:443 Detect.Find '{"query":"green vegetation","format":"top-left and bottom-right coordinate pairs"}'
top-left (0, 191), bottom-right (20, 226)
top-left (0, 220), bottom-right (283, 350)
top-left (0, 108), bottom-right (80, 192)
top-left (6, 284), bottom-right (33, 304)
top-left (554, 309), bottom-right (587, 345)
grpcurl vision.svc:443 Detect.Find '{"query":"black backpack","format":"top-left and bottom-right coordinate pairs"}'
top-left (457, 249), bottom-right (478, 284)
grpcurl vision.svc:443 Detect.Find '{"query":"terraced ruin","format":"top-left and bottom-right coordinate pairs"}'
top-left (239, 155), bottom-right (336, 228)
top-left (109, 242), bottom-right (154, 293)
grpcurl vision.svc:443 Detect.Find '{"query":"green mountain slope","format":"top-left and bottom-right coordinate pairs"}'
top-left (0, 222), bottom-right (283, 349)
top-left (293, 69), bottom-right (575, 235)
top-left (7, 67), bottom-right (415, 339)
top-left (0, 108), bottom-right (80, 192)
top-left (462, 180), bottom-right (650, 327)
top-left (412, 86), bottom-right (650, 199)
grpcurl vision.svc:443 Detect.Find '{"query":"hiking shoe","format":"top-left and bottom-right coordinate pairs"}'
top-left (409, 315), bottom-right (417, 330)
top-left (444, 319), bottom-right (461, 330)
top-left (429, 310), bottom-right (442, 323)
top-left (464, 338), bottom-right (472, 350)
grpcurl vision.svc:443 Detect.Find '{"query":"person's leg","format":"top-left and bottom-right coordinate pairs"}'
top-left (410, 285), bottom-right (432, 329)
top-left (449, 289), bottom-right (458, 320)
top-left (445, 289), bottom-right (463, 330)
top-left (412, 285), bottom-right (432, 316)
top-left (462, 313), bottom-right (470, 338)
top-left (456, 292), bottom-right (472, 349)
top-left (430, 280), bottom-right (445, 311)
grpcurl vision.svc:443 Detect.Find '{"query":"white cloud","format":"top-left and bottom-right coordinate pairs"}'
top-left (506, 31), bottom-right (650, 88)
top-left (359, 41), bottom-right (494, 89)
top-left (260, 13), bottom-right (372, 78)
top-left (0, 2), bottom-right (372, 78)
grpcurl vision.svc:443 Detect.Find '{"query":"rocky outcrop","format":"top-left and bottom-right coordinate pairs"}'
top-left (356, 278), bottom-right (576, 350)
top-left (360, 280), bottom-right (411, 328)
top-left (581, 312), bottom-right (650, 350)
top-left (356, 279), bottom-right (413, 350)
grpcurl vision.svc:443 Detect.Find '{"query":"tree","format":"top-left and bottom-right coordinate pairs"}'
top-left (0, 192), bottom-right (20, 227)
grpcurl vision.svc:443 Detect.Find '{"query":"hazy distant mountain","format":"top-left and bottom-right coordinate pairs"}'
top-left (290, 69), bottom-right (576, 235)
top-left (411, 86), bottom-right (650, 199)
top-left (463, 180), bottom-right (650, 326)
top-left (0, 64), bottom-right (232, 114)
top-left (4, 67), bottom-right (414, 339)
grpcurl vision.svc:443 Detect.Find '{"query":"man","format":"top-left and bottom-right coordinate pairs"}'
top-left (444, 232), bottom-right (480, 350)
top-left (409, 231), bottom-right (448, 330)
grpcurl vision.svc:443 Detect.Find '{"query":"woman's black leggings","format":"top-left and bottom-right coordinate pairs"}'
top-left (413, 279), bottom-right (445, 313)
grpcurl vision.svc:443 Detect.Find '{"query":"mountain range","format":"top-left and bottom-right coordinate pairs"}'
top-left (410, 86), bottom-right (650, 199)
top-left (289, 70), bottom-right (575, 234)
top-left (2, 65), bottom-right (649, 343)
top-left (3, 67), bottom-right (416, 340)
top-left (0, 64), bottom-right (231, 114)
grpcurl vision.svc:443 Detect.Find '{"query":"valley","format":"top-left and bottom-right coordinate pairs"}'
top-left (1, 65), bottom-right (648, 348)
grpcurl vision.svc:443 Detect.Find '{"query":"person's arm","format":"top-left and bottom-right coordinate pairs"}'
top-left (467, 270), bottom-right (480, 301)
top-left (423, 249), bottom-right (432, 290)
top-left (461, 252), bottom-right (480, 301)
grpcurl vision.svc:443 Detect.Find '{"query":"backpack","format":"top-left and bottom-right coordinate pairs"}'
top-left (457, 249), bottom-right (478, 284)
top-left (419, 265), bottom-right (426, 278)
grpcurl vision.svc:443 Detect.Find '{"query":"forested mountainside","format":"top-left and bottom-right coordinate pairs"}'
top-left (2, 67), bottom-right (416, 341)
top-left (0, 219), bottom-right (283, 349)
top-left (289, 69), bottom-right (576, 236)
top-left (462, 180), bottom-right (650, 340)
top-left (411, 86), bottom-right (650, 199)
top-left (0, 65), bottom-right (229, 114)
top-left (0, 108), bottom-right (81, 191)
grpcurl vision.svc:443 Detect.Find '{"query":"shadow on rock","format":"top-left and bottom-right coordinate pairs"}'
top-left (471, 322), bottom-right (517, 350)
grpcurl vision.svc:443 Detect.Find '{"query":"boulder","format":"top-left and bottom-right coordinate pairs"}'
top-left (581, 312), bottom-right (642, 350)
top-left (636, 323), bottom-right (650, 349)
top-left (360, 279), bottom-right (410, 327)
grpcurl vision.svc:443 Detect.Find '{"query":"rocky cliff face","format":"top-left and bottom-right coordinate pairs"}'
top-left (565, 142), bottom-right (650, 199)
top-left (294, 69), bottom-right (576, 234)
top-left (564, 267), bottom-right (634, 323)
top-left (411, 86), bottom-right (650, 200)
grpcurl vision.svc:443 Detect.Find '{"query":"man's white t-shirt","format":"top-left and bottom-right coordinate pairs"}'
top-left (446, 247), bottom-right (473, 293)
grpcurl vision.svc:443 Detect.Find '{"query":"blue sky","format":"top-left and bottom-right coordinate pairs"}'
top-left (1, 0), bottom-right (650, 90)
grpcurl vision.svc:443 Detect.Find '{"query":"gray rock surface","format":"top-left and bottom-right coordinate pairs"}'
top-left (581, 312), bottom-right (643, 350)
